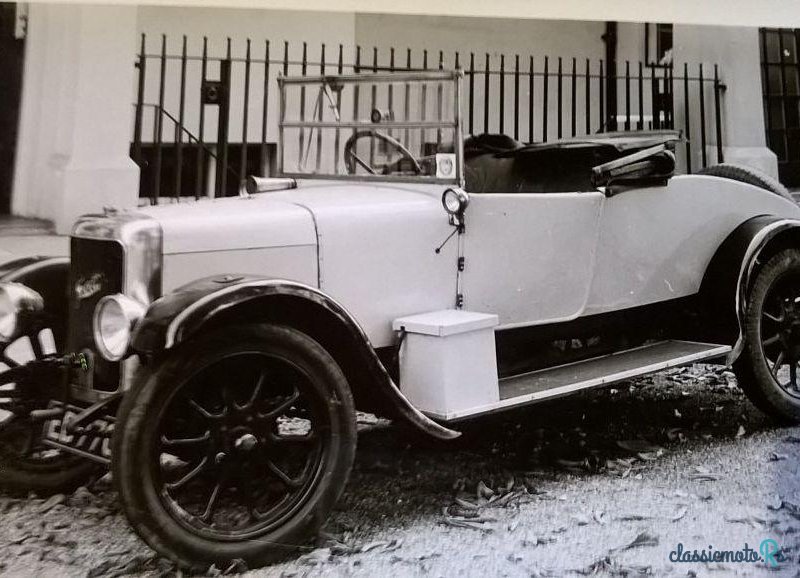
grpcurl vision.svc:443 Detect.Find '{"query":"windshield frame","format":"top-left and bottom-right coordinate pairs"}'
top-left (276, 70), bottom-right (465, 187)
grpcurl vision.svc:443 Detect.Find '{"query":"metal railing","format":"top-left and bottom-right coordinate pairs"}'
top-left (131, 35), bottom-right (726, 204)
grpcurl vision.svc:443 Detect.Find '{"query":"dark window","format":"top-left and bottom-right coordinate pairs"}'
top-left (646, 23), bottom-right (673, 66)
top-left (761, 28), bottom-right (800, 186)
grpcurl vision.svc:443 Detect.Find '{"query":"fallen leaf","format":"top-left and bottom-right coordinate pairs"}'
top-left (616, 513), bottom-right (654, 521)
top-left (617, 439), bottom-right (663, 454)
top-left (611, 531), bottom-right (659, 553)
top-left (593, 510), bottom-right (606, 525)
top-left (476, 480), bottom-right (494, 499)
top-left (688, 473), bottom-right (721, 482)
top-left (671, 506), bottom-right (688, 522)
top-left (767, 495), bottom-right (783, 511)
top-left (38, 494), bottom-right (66, 514)
top-left (736, 425), bottom-right (746, 438)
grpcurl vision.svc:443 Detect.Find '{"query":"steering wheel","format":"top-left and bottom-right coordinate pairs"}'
top-left (343, 130), bottom-right (423, 175)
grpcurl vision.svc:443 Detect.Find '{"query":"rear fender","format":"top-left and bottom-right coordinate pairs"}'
top-left (700, 216), bottom-right (800, 363)
top-left (132, 275), bottom-right (459, 440)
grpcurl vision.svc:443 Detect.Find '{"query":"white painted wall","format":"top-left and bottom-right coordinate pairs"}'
top-left (355, 14), bottom-right (607, 142)
top-left (12, 4), bottom-right (140, 234)
top-left (135, 7), bottom-right (356, 146)
top-left (673, 25), bottom-right (777, 176)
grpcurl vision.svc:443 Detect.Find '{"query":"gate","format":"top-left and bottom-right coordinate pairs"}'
top-left (131, 35), bottom-right (725, 204)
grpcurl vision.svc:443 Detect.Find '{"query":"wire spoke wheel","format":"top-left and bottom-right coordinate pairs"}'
top-left (113, 324), bottom-right (356, 569)
top-left (758, 273), bottom-right (800, 399)
top-left (155, 352), bottom-right (327, 537)
top-left (0, 329), bottom-right (97, 493)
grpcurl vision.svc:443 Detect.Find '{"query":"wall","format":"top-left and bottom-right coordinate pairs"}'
top-left (673, 24), bottom-right (776, 175)
top-left (355, 14), bottom-right (607, 142)
top-left (12, 4), bottom-right (140, 233)
top-left (135, 7), bottom-right (356, 146)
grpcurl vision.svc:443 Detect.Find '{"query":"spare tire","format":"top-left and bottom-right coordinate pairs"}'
top-left (698, 163), bottom-right (794, 202)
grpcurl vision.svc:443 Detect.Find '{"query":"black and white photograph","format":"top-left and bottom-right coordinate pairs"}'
top-left (1, 1), bottom-right (800, 575)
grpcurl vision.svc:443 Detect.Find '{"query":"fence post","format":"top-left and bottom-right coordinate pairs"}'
top-left (585, 58), bottom-right (590, 135)
top-left (133, 34), bottom-right (146, 175)
top-left (499, 54), bottom-right (505, 135)
top-left (260, 40), bottom-right (270, 177)
top-left (240, 38), bottom-right (251, 187)
top-left (175, 35), bottom-right (187, 201)
top-left (542, 56), bottom-right (549, 142)
top-left (469, 53), bottom-right (475, 135)
top-left (153, 34), bottom-right (167, 205)
top-left (215, 38), bottom-right (232, 197)
top-left (683, 62), bottom-right (692, 174)
top-left (713, 64), bottom-right (724, 164)
top-left (514, 55), bottom-right (519, 141)
top-left (637, 61), bottom-right (644, 130)
top-left (195, 37), bottom-right (207, 200)
top-left (699, 63), bottom-right (707, 168)
top-left (484, 53), bottom-right (490, 134)
top-left (529, 56), bottom-right (535, 142)
top-left (624, 60), bottom-right (630, 131)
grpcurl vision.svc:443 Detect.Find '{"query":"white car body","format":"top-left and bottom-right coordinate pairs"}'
top-left (139, 175), bottom-right (800, 349)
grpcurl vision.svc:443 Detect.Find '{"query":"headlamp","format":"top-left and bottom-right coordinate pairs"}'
top-left (0, 283), bottom-right (44, 342)
top-left (93, 294), bottom-right (146, 361)
top-left (441, 188), bottom-right (470, 217)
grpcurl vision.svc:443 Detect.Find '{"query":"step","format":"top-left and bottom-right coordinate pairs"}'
top-left (433, 340), bottom-right (731, 421)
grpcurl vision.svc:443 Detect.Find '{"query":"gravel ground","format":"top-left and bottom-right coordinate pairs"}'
top-left (1, 365), bottom-right (799, 577)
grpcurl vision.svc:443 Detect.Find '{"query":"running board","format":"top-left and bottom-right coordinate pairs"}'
top-left (430, 340), bottom-right (731, 421)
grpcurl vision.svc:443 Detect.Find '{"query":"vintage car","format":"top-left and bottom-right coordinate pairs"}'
top-left (2, 70), bottom-right (800, 569)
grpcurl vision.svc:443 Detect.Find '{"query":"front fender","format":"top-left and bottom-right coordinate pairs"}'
top-left (0, 256), bottom-right (70, 335)
top-left (132, 274), bottom-right (460, 440)
top-left (700, 216), bottom-right (800, 364)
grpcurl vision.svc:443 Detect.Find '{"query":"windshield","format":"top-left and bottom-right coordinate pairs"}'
top-left (277, 71), bottom-right (464, 184)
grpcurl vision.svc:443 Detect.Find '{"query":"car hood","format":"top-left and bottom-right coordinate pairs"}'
top-left (136, 182), bottom-right (444, 255)
top-left (136, 196), bottom-right (318, 254)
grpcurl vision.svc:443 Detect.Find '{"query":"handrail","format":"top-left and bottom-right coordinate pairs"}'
top-left (133, 103), bottom-right (242, 183)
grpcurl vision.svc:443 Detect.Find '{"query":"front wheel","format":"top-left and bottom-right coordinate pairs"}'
top-left (112, 323), bottom-right (357, 570)
top-left (735, 248), bottom-right (800, 423)
top-left (0, 328), bottom-right (98, 494)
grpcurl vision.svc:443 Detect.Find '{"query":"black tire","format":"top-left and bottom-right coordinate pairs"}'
top-left (698, 163), bottom-right (794, 202)
top-left (0, 329), bottom-right (98, 495)
top-left (0, 421), bottom-right (98, 495)
top-left (734, 248), bottom-right (800, 423)
top-left (113, 323), bottom-right (357, 570)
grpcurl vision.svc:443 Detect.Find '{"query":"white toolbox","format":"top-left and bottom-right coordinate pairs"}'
top-left (392, 310), bottom-right (499, 419)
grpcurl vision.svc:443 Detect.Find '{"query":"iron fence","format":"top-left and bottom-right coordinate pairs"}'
top-left (132, 35), bottom-right (726, 204)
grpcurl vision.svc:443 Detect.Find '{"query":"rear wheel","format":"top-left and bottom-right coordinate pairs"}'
top-left (734, 249), bottom-right (800, 423)
top-left (698, 163), bottom-right (794, 202)
top-left (113, 323), bottom-right (357, 570)
top-left (0, 329), bottom-right (97, 494)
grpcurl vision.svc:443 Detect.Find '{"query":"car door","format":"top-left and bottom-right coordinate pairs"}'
top-left (460, 191), bottom-right (604, 328)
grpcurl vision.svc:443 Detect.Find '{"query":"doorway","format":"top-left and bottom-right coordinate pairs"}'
top-left (0, 4), bottom-right (26, 214)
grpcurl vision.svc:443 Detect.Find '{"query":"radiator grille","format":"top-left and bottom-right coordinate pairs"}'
top-left (68, 238), bottom-right (124, 392)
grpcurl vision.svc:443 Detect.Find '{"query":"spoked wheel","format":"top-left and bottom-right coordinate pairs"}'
top-left (735, 248), bottom-right (800, 423)
top-left (113, 324), bottom-right (356, 570)
top-left (0, 329), bottom-right (97, 494)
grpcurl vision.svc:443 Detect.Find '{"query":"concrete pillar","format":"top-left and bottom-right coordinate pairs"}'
top-left (673, 25), bottom-right (778, 178)
top-left (12, 4), bottom-right (140, 234)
